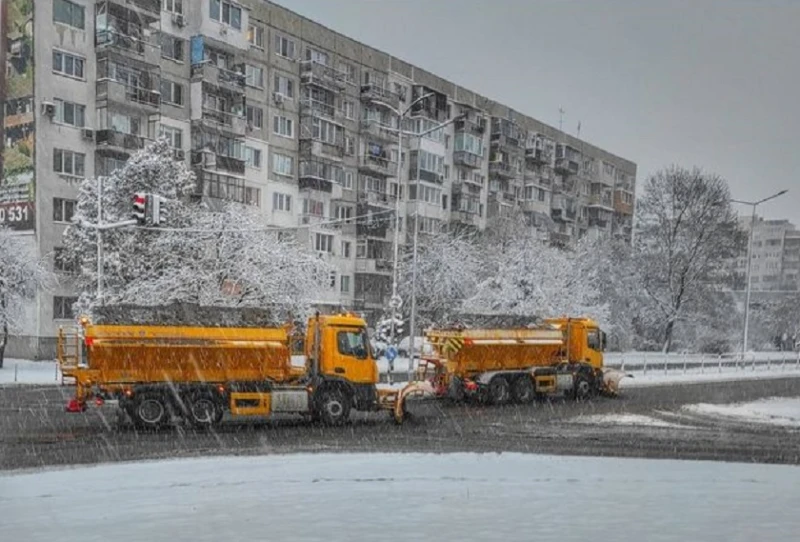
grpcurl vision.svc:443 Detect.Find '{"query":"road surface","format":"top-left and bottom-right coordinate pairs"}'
top-left (2, 377), bottom-right (799, 471)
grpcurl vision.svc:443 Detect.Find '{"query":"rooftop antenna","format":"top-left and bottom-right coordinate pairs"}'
top-left (577, 121), bottom-right (581, 139)
top-left (558, 107), bottom-right (565, 132)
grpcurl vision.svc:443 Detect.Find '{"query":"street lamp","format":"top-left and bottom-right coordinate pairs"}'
top-left (732, 189), bottom-right (788, 356)
top-left (368, 91), bottom-right (434, 379)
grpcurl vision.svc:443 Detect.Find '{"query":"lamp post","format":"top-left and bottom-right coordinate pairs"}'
top-left (368, 91), bottom-right (434, 379)
top-left (732, 189), bottom-right (788, 356)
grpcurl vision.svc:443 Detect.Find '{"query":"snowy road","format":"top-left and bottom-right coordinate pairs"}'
top-left (2, 453), bottom-right (799, 542)
top-left (1, 377), bottom-right (800, 471)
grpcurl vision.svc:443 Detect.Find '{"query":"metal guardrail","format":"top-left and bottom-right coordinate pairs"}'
top-left (604, 352), bottom-right (800, 375)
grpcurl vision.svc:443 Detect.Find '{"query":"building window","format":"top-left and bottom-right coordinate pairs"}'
top-left (245, 146), bottom-right (262, 168)
top-left (160, 34), bottom-right (184, 61)
top-left (275, 35), bottom-right (296, 59)
top-left (340, 275), bottom-right (350, 293)
top-left (303, 199), bottom-right (324, 218)
top-left (344, 171), bottom-right (354, 189)
top-left (54, 248), bottom-right (76, 274)
top-left (247, 24), bottom-right (264, 48)
top-left (245, 186), bottom-right (261, 207)
top-left (341, 100), bottom-right (355, 120)
top-left (311, 118), bottom-right (342, 144)
top-left (246, 105), bottom-right (263, 129)
top-left (274, 74), bottom-right (294, 98)
top-left (53, 296), bottom-right (78, 320)
top-left (52, 50), bottom-right (84, 79)
top-left (109, 113), bottom-right (140, 135)
top-left (273, 115), bottom-right (294, 138)
top-left (54, 0), bottom-right (85, 30)
top-left (245, 65), bottom-right (264, 88)
top-left (338, 62), bottom-right (356, 84)
top-left (53, 198), bottom-right (76, 223)
top-left (54, 99), bottom-right (85, 128)
top-left (159, 125), bottom-right (183, 149)
top-left (163, 0), bottom-right (183, 14)
top-left (335, 205), bottom-right (353, 222)
top-left (53, 150), bottom-right (85, 177)
top-left (272, 192), bottom-right (292, 212)
top-left (341, 241), bottom-right (351, 259)
top-left (306, 48), bottom-right (329, 66)
top-left (273, 153), bottom-right (294, 177)
top-left (210, 0), bottom-right (241, 30)
top-left (345, 136), bottom-right (355, 156)
top-left (315, 233), bottom-right (333, 253)
top-left (160, 80), bottom-right (184, 106)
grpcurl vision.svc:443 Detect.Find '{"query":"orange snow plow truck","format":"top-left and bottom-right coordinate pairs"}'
top-left (421, 317), bottom-right (628, 404)
top-left (57, 313), bottom-right (422, 428)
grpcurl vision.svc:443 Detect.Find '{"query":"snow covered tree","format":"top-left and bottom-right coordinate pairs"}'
top-left (635, 166), bottom-right (746, 352)
top-left (464, 236), bottom-right (608, 323)
top-left (397, 230), bottom-right (481, 327)
top-left (63, 138), bottom-right (332, 322)
top-left (0, 228), bottom-right (53, 367)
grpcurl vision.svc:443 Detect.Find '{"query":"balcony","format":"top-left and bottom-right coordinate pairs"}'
top-left (355, 258), bottom-right (394, 275)
top-left (554, 158), bottom-right (580, 176)
top-left (453, 151), bottom-right (483, 169)
top-left (196, 108), bottom-right (247, 137)
top-left (95, 30), bottom-right (160, 67)
top-left (455, 116), bottom-right (486, 135)
top-left (360, 84), bottom-right (400, 110)
top-left (588, 194), bottom-right (614, 210)
top-left (96, 79), bottom-right (160, 111)
top-left (215, 155), bottom-right (246, 175)
top-left (300, 98), bottom-right (338, 121)
top-left (191, 63), bottom-right (246, 95)
top-left (525, 147), bottom-right (551, 165)
top-left (552, 207), bottom-right (577, 222)
top-left (589, 217), bottom-right (610, 229)
top-left (299, 138), bottom-right (344, 161)
top-left (95, 129), bottom-right (149, 153)
top-left (360, 119), bottom-right (397, 142)
top-left (488, 160), bottom-right (516, 179)
top-left (450, 210), bottom-right (482, 228)
top-left (490, 132), bottom-right (522, 152)
top-left (101, 0), bottom-right (160, 19)
top-left (300, 60), bottom-right (346, 92)
top-left (359, 155), bottom-right (397, 177)
top-left (357, 190), bottom-right (396, 208)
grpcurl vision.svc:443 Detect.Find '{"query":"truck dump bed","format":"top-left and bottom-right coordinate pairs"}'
top-left (425, 327), bottom-right (565, 376)
top-left (78, 324), bottom-right (296, 385)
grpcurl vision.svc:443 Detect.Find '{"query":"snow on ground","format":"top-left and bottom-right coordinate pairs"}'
top-left (2, 453), bottom-right (799, 542)
top-left (570, 413), bottom-right (687, 428)
top-left (682, 397), bottom-right (800, 428)
top-left (0, 359), bottom-right (61, 386)
top-left (619, 367), bottom-right (800, 388)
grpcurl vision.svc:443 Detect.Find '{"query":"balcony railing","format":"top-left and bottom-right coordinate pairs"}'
top-left (588, 195), bottom-right (614, 209)
top-left (488, 160), bottom-right (515, 179)
top-left (554, 158), bottom-right (580, 175)
top-left (96, 79), bottom-right (160, 109)
top-left (300, 60), bottom-right (347, 91)
top-left (358, 155), bottom-right (398, 177)
top-left (360, 119), bottom-right (397, 142)
top-left (525, 147), bottom-right (551, 164)
top-left (192, 63), bottom-right (246, 94)
top-left (453, 151), bottom-right (482, 169)
top-left (455, 116), bottom-right (486, 135)
top-left (357, 190), bottom-right (396, 207)
top-left (95, 129), bottom-right (149, 151)
top-left (95, 30), bottom-right (160, 66)
top-left (360, 84), bottom-right (400, 110)
top-left (199, 107), bottom-right (247, 136)
top-left (300, 98), bottom-right (337, 120)
top-left (215, 155), bottom-right (245, 175)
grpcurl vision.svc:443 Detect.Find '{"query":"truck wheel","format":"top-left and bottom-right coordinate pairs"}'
top-left (488, 376), bottom-right (510, 405)
top-left (511, 376), bottom-right (535, 404)
top-left (132, 392), bottom-right (168, 429)
top-left (317, 387), bottom-right (351, 426)
top-left (573, 375), bottom-right (594, 401)
top-left (448, 377), bottom-right (466, 402)
top-left (188, 393), bottom-right (223, 428)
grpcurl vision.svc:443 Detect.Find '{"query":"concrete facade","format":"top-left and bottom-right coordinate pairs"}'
top-left (737, 216), bottom-right (800, 293)
top-left (2, 0), bottom-right (636, 359)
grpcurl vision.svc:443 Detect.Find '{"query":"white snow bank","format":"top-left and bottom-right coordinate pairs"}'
top-left (1, 453), bottom-right (798, 542)
top-left (0, 359), bottom-right (60, 386)
top-left (620, 368), bottom-right (800, 388)
top-left (571, 413), bottom-right (686, 428)
top-left (683, 397), bottom-right (800, 427)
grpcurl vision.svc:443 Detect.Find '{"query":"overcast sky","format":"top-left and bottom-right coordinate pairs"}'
top-left (271, 0), bottom-right (800, 225)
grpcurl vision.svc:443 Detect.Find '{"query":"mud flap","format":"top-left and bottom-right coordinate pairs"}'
top-left (393, 381), bottom-right (437, 424)
top-left (602, 368), bottom-right (633, 396)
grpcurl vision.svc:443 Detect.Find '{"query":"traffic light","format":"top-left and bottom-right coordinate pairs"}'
top-left (150, 194), bottom-right (161, 226)
top-left (132, 193), bottom-right (147, 224)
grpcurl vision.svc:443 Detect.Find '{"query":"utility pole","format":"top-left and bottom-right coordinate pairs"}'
top-left (96, 177), bottom-right (103, 305)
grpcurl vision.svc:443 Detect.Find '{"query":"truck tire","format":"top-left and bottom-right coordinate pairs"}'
top-left (573, 375), bottom-right (594, 401)
top-left (188, 393), bottom-right (223, 428)
top-left (316, 387), bottom-right (351, 426)
top-left (131, 392), bottom-right (169, 429)
top-left (488, 376), bottom-right (510, 405)
top-left (511, 376), bottom-right (535, 404)
top-left (448, 377), bottom-right (466, 403)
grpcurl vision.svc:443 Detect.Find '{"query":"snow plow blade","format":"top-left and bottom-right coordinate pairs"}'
top-left (602, 368), bottom-right (632, 396)
top-left (393, 380), bottom-right (437, 424)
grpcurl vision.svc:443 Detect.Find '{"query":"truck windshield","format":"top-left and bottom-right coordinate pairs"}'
top-left (337, 329), bottom-right (370, 360)
top-left (587, 329), bottom-right (603, 351)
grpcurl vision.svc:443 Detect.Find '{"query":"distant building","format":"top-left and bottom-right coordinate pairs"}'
top-left (737, 216), bottom-right (800, 292)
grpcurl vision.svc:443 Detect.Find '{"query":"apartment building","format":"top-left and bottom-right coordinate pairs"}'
top-left (737, 217), bottom-right (800, 292)
top-left (0, 0), bottom-right (636, 358)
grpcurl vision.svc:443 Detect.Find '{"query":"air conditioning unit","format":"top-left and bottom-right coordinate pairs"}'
top-left (41, 101), bottom-right (56, 117)
top-left (82, 129), bottom-right (94, 141)
top-left (272, 92), bottom-right (284, 105)
top-left (171, 13), bottom-right (185, 27)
